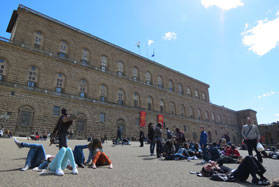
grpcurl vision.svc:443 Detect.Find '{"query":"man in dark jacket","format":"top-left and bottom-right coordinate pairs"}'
top-left (148, 123), bottom-right (155, 155)
top-left (200, 127), bottom-right (208, 162)
top-left (154, 123), bottom-right (163, 158)
top-left (139, 130), bottom-right (145, 147)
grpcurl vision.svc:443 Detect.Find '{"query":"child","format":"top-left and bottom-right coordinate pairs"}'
top-left (88, 139), bottom-right (113, 169)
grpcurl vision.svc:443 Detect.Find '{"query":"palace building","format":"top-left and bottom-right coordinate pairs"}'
top-left (0, 5), bottom-right (257, 142)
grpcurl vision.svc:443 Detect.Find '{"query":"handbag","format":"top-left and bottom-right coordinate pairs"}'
top-left (257, 142), bottom-right (264, 152)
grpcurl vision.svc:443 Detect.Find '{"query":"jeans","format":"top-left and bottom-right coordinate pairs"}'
top-left (21, 143), bottom-right (46, 168)
top-left (150, 139), bottom-right (155, 154)
top-left (49, 147), bottom-right (76, 171)
top-left (155, 137), bottom-right (162, 158)
top-left (246, 139), bottom-right (262, 163)
top-left (73, 144), bottom-right (93, 165)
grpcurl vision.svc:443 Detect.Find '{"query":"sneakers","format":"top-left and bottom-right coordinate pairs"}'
top-left (92, 164), bottom-right (97, 169)
top-left (193, 156), bottom-right (198, 160)
top-left (14, 138), bottom-right (22, 148)
top-left (20, 165), bottom-right (29, 171)
top-left (39, 169), bottom-right (55, 176)
top-left (55, 168), bottom-right (64, 176)
top-left (72, 167), bottom-right (78, 175)
top-left (32, 167), bottom-right (42, 172)
top-left (109, 164), bottom-right (113, 169)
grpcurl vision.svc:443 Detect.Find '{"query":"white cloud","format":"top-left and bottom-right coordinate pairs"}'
top-left (242, 13), bottom-right (279, 56)
top-left (276, 11), bottom-right (279, 17)
top-left (147, 40), bottom-right (154, 46)
top-left (257, 91), bottom-right (279, 99)
top-left (275, 113), bottom-right (279, 117)
top-left (201, 0), bottom-right (244, 11)
top-left (163, 32), bottom-right (177, 40)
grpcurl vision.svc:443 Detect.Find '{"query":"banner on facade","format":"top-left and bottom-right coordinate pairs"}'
top-left (157, 114), bottom-right (164, 127)
top-left (139, 111), bottom-right (146, 127)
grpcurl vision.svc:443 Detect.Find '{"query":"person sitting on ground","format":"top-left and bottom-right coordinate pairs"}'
top-left (219, 138), bottom-right (227, 150)
top-left (208, 143), bottom-right (221, 161)
top-left (40, 146), bottom-right (78, 176)
top-left (88, 138), bottom-right (113, 169)
top-left (73, 144), bottom-right (93, 168)
top-left (268, 147), bottom-right (279, 159)
top-left (162, 139), bottom-right (176, 160)
top-left (14, 138), bottom-right (50, 171)
top-left (191, 143), bottom-right (202, 158)
top-left (224, 145), bottom-right (241, 159)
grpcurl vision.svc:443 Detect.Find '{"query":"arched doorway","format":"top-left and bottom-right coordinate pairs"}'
top-left (15, 105), bottom-right (34, 136)
top-left (208, 131), bottom-right (212, 143)
top-left (192, 132), bottom-right (198, 142)
top-left (116, 119), bottom-right (126, 138)
top-left (75, 113), bottom-right (87, 139)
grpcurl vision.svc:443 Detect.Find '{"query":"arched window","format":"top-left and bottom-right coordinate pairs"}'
top-left (169, 102), bottom-right (176, 115)
top-left (147, 96), bottom-right (153, 111)
top-left (157, 76), bottom-right (163, 88)
top-left (58, 41), bottom-right (68, 58)
top-left (201, 92), bottom-right (206, 100)
top-left (33, 31), bottom-right (43, 49)
top-left (145, 72), bottom-right (152, 85)
top-left (100, 55), bottom-right (108, 72)
top-left (0, 59), bottom-right (7, 81)
top-left (99, 84), bottom-right (107, 102)
top-left (27, 66), bottom-right (38, 88)
top-left (79, 79), bottom-right (87, 98)
top-left (217, 114), bottom-right (221, 122)
top-left (160, 99), bottom-right (165, 113)
top-left (117, 89), bottom-right (125, 105)
top-left (186, 87), bottom-right (191, 96)
top-left (81, 48), bottom-right (89, 65)
top-left (211, 112), bottom-right (215, 121)
top-left (117, 61), bottom-right (124, 76)
top-left (197, 109), bottom-right (201, 119)
top-left (169, 80), bottom-right (174, 92)
top-left (189, 106), bottom-right (194, 118)
top-left (55, 73), bottom-right (65, 93)
top-left (194, 90), bottom-right (199, 98)
top-left (134, 92), bottom-right (140, 107)
top-left (180, 104), bottom-right (185, 116)
top-left (132, 67), bottom-right (139, 81)
top-left (178, 84), bottom-right (183, 95)
top-left (205, 111), bottom-right (209, 120)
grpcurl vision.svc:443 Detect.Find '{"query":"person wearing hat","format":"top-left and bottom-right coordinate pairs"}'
top-left (51, 108), bottom-right (76, 149)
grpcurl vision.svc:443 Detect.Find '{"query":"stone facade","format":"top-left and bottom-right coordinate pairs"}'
top-left (259, 122), bottom-right (279, 145)
top-left (0, 5), bottom-right (257, 142)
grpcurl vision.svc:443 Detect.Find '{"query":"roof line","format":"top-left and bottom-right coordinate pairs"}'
top-left (17, 4), bottom-right (209, 87)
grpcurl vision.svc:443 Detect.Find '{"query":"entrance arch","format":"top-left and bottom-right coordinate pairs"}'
top-left (116, 119), bottom-right (126, 137)
top-left (75, 113), bottom-right (87, 139)
top-left (15, 105), bottom-right (34, 136)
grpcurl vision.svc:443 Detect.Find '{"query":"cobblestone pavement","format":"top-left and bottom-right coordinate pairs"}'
top-left (0, 138), bottom-right (277, 187)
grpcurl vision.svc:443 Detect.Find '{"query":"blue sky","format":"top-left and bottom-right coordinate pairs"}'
top-left (0, 0), bottom-right (278, 124)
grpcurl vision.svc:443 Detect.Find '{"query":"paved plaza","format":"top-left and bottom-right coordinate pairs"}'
top-left (0, 138), bottom-right (278, 187)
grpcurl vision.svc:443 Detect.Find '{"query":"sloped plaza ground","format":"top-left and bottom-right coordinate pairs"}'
top-left (0, 138), bottom-right (278, 187)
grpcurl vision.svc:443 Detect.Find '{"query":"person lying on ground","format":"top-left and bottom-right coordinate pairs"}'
top-left (14, 138), bottom-right (51, 171)
top-left (268, 147), bottom-right (279, 159)
top-left (88, 138), bottom-right (113, 169)
top-left (193, 156), bottom-right (270, 185)
top-left (40, 147), bottom-right (78, 176)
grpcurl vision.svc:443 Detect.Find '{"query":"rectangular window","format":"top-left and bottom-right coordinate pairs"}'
top-left (53, 106), bottom-right (60, 116)
top-left (56, 87), bottom-right (62, 93)
top-left (100, 113), bottom-right (105, 123)
top-left (100, 96), bottom-right (105, 102)
top-left (80, 92), bottom-right (85, 98)
top-left (0, 74), bottom-right (3, 81)
top-left (27, 81), bottom-right (35, 88)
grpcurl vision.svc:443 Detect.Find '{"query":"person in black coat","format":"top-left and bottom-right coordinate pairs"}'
top-left (139, 130), bottom-right (145, 147)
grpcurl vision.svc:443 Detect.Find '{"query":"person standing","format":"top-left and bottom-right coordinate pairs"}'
top-left (116, 126), bottom-right (122, 144)
top-left (242, 117), bottom-right (262, 163)
top-left (148, 123), bottom-right (155, 156)
top-left (154, 123), bottom-right (163, 158)
top-left (199, 127), bottom-right (208, 162)
top-left (51, 108), bottom-right (76, 149)
top-left (139, 130), bottom-right (145, 147)
top-left (166, 128), bottom-right (172, 139)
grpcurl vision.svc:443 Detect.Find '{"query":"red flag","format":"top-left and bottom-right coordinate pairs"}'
top-left (157, 114), bottom-right (164, 127)
top-left (140, 111), bottom-right (146, 127)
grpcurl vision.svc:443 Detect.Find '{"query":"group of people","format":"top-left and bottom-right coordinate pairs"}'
top-left (14, 108), bottom-right (113, 176)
